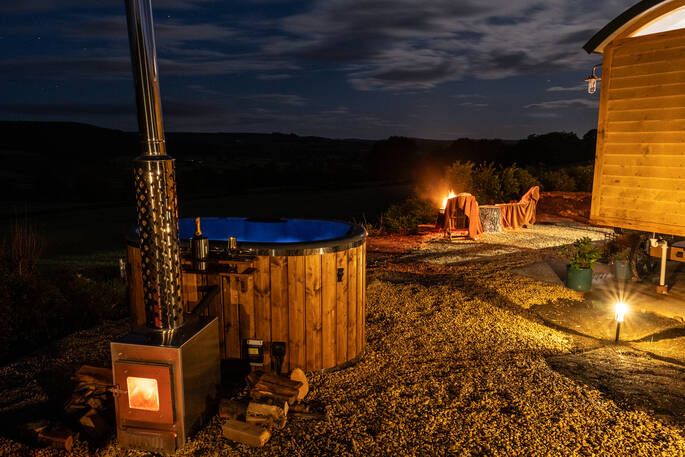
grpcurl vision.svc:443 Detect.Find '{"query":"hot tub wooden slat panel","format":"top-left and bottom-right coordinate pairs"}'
top-left (356, 246), bottom-right (364, 355)
top-left (206, 274), bottom-right (224, 357)
top-left (182, 272), bottom-right (200, 312)
top-left (305, 255), bottom-right (323, 372)
top-left (254, 257), bottom-right (271, 370)
top-left (361, 244), bottom-right (366, 352)
top-left (288, 256), bottom-right (306, 370)
top-left (223, 276), bottom-right (241, 359)
top-left (335, 250), bottom-right (348, 365)
top-left (270, 256), bottom-right (289, 372)
top-left (127, 245), bottom-right (145, 327)
top-left (347, 247), bottom-right (358, 358)
top-left (238, 276), bottom-right (255, 349)
top-left (322, 253), bottom-right (337, 369)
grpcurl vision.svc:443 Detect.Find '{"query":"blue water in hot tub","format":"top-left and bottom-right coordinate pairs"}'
top-left (178, 217), bottom-right (352, 244)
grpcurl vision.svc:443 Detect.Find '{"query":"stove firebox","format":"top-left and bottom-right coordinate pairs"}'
top-left (111, 317), bottom-right (220, 454)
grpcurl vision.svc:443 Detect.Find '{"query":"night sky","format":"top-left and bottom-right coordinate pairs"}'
top-left (0, 1), bottom-right (634, 139)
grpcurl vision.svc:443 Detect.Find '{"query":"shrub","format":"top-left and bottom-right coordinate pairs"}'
top-left (8, 216), bottom-right (42, 279)
top-left (470, 163), bottom-right (539, 205)
top-left (567, 165), bottom-right (594, 192)
top-left (561, 237), bottom-right (602, 270)
top-left (444, 161), bottom-right (474, 195)
top-left (381, 196), bottom-right (437, 234)
top-left (540, 169), bottom-right (577, 192)
top-left (471, 163), bottom-right (502, 205)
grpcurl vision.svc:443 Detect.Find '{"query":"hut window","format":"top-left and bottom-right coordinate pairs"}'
top-left (633, 7), bottom-right (685, 37)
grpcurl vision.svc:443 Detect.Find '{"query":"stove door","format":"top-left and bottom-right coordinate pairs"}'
top-left (114, 361), bottom-right (175, 425)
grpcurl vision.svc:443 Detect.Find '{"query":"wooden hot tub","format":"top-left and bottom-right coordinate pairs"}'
top-left (126, 217), bottom-right (366, 372)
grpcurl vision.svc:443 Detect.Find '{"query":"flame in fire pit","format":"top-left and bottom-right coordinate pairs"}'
top-left (441, 191), bottom-right (456, 210)
top-left (127, 376), bottom-right (160, 411)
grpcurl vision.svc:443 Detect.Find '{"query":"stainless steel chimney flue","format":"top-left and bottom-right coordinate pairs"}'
top-left (125, 0), bottom-right (183, 330)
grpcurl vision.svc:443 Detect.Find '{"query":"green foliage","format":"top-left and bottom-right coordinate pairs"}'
top-left (470, 163), bottom-right (540, 205)
top-left (471, 163), bottom-right (502, 205)
top-left (567, 165), bottom-right (594, 192)
top-left (444, 161), bottom-right (474, 194)
top-left (604, 234), bottom-right (633, 261)
top-left (539, 169), bottom-right (577, 192)
top-left (561, 237), bottom-right (602, 270)
top-left (381, 196), bottom-right (436, 234)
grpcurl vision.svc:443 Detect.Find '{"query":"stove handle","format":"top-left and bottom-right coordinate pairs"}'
top-left (109, 385), bottom-right (128, 397)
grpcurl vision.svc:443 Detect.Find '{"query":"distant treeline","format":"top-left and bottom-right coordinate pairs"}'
top-left (0, 121), bottom-right (596, 204)
top-left (368, 131), bottom-right (596, 182)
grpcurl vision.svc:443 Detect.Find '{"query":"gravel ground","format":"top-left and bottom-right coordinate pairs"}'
top-left (2, 222), bottom-right (685, 456)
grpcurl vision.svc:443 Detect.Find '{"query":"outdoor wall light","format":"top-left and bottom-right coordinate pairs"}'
top-left (585, 64), bottom-right (602, 94)
top-left (614, 301), bottom-right (628, 342)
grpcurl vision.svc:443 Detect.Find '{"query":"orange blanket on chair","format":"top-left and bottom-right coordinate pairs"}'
top-left (497, 186), bottom-right (540, 230)
top-left (443, 193), bottom-right (483, 240)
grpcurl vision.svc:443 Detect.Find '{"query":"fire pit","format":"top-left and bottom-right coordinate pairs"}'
top-left (126, 217), bottom-right (367, 373)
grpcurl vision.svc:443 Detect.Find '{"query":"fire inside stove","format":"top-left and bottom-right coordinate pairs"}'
top-left (127, 377), bottom-right (159, 411)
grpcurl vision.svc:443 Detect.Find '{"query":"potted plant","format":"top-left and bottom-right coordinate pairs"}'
top-left (561, 237), bottom-right (602, 291)
top-left (610, 247), bottom-right (632, 281)
top-left (604, 235), bottom-right (633, 281)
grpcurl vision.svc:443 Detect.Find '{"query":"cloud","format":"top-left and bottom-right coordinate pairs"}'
top-left (247, 94), bottom-right (308, 106)
top-left (0, 0), bottom-right (213, 14)
top-left (257, 73), bottom-right (294, 80)
top-left (61, 15), bottom-right (235, 47)
top-left (546, 84), bottom-right (586, 92)
top-left (524, 98), bottom-right (599, 110)
top-left (457, 102), bottom-right (488, 108)
top-left (254, 0), bottom-right (622, 90)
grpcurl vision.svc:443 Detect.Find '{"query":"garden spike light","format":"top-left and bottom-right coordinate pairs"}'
top-left (615, 301), bottom-right (627, 342)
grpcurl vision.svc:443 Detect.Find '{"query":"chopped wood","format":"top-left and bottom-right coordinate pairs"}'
top-left (19, 420), bottom-right (50, 441)
top-left (289, 368), bottom-right (309, 401)
top-left (259, 373), bottom-right (302, 390)
top-left (219, 399), bottom-right (247, 420)
top-left (38, 426), bottom-right (75, 451)
top-left (245, 371), bottom-right (261, 388)
top-left (79, 410), bottom-right (110, 439)
top-left (250, 386), bottom-right (297, 406)
top-left (248, 372), bottom-right (302, 405)
top-left (246, 401), bottom-right (288, 429)
top-left (222, 420), bottom-right (271, 447)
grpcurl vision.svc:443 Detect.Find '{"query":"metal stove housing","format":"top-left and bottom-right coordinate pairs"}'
top-left (111, 317), bottom-right (220, 454)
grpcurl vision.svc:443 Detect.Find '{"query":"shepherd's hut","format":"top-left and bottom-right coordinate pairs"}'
top-left (585, 0), bottom-right (685, 237)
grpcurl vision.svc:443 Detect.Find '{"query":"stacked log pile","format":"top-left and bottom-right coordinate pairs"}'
top-left (18, 365), bottom-right (113, 451)
top-left (221, 368), bottom-right (317, 447)
top-left (64, 365), bottom-right (113, 441)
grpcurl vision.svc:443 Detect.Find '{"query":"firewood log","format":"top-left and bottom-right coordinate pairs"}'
top-left (289, 368), bottom-right (309, 401)
top-left (222, 420), bottom-right (271, 447)
top-left (250, 386), bottom-right (298, 405)
top-left (219, 399), bottom-right (247, 420)
top-left (79, 409), bottom-right (110, 439)
top-left (38, 426), bottom-right (75, 451)
top-left (18, 420), bottom-right (50, 441)
top-left (246, 401), bottom-right (288, 429)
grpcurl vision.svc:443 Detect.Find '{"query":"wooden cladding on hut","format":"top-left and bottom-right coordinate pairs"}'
top-left (593, 28), bottom-right (685, 236)
top-left (127, 243), bottom-right (366, 372)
